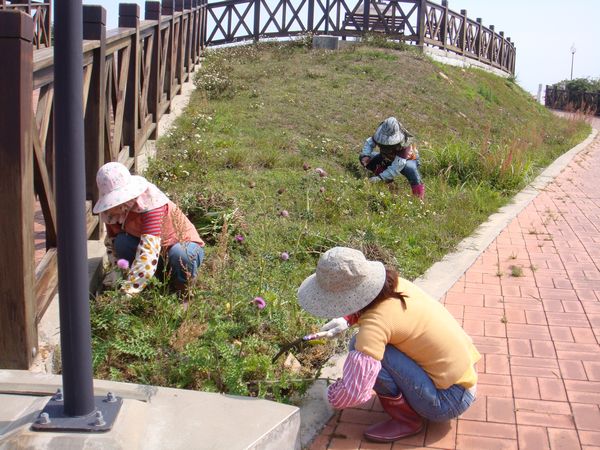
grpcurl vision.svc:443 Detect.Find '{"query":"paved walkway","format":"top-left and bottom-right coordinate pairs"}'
top-left (310, 119), bottom-right (600, 450)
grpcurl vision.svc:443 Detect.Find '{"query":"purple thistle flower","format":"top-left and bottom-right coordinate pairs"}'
top-left (280, 210), bottom-right (289, 218)
top-left (235, 234), bottom-right (245, 243)
top-left (252, 297), bottom-right (266, 309)
top-left (280, 252), bottom-right (290, 261)
top-left (315, 167), bottom-right (327, 177)
top-left (117, 259), bottom-right (129, 270)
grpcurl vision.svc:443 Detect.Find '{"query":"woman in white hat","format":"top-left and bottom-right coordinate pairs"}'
top-left (93, 162), bottom-right (205, 295)
top-left (360, 117), bottom-right (425, 199)
top-left (298, 247), bottom-right (480, 443)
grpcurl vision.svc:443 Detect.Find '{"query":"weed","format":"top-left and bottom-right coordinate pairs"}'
top-left (510, 265), bottom-right (524, 277)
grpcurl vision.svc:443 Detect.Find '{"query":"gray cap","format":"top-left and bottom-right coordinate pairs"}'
top-left (373, 117), bottom-right (406, 146)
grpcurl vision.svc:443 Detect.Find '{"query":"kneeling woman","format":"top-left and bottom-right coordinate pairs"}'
top-left (298, 247), bottom-right (480, 443)
top-left (93, 162), bottom-right (205, 295)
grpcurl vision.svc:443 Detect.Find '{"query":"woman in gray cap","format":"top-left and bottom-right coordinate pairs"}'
top-left (360, 117), bottom-right (425, 199)
top-left (298, 247), bottom-right (479, 443)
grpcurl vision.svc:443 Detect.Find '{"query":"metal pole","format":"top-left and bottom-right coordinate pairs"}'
top-left (570, 44), bottom-right (576, 80)
top-left (54, 0), bottom-right (95, 416)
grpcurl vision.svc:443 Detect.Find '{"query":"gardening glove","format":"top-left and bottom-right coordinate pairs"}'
top-left (369, 176), bottom-right (382, 183)
top-left (121, 234), bottom-right (161, 296)
top-left (316, 317), bottom-right (349, 338)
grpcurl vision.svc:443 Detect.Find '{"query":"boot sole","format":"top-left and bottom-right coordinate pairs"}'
top-left (363, 424), bottom-right (424, 443)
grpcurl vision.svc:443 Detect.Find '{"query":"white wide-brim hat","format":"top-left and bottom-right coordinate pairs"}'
top-left (297, 247), bottom-right (386, 318)
top-left (92, 162), bottom-right (149, 214)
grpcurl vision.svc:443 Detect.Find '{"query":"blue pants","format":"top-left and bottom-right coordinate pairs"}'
top-left (114, 233), bottom-right (204, 284)
top-left (350, 336), bottom-right (475, 422)
top-left (365, 153), bottom-right (422, 186)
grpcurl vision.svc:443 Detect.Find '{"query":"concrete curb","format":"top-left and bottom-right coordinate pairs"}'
top-left (296, 126), bottom-right (598, 448)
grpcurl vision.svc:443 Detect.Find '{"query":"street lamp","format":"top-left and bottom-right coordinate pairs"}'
top-left (570, 44), bottom-right (576, 80)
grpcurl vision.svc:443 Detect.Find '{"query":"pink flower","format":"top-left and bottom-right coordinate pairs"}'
top-left (315, 168), bottom-right (327, 177)
top-left (319, 186), bottom-right (325, 193)
top-left (252, 297), bottom-right (266, 309)
top-left (280, 210), bottom-right (289, 218)
top-left (280, 252), bottom-right (289, 261)
top-left (303, 162), bottom-right (311, 171)
top-left (235, 234), bottom-right (245, 243)
top-left (117, 259), bottom-right (129, 270)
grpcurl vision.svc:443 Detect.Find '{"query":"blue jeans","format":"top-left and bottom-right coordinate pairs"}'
top-left (350, 336), bottom-right (475, 422)
top-left (365, 153), bottom-right (422, 186)
top-left (114, 233), bottom-right (204, 284)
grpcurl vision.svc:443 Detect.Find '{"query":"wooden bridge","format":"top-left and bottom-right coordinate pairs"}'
top-left (0, 0), bottom-right (515, 369)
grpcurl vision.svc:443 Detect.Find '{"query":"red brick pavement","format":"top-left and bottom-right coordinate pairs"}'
top-left (310, 124), bottom-right (600, 449)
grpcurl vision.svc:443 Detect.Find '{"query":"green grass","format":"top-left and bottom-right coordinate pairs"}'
top-left (90, 39), bottom-right (590, 402)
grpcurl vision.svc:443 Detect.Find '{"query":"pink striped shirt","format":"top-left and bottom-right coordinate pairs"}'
top-left (141, 205), bottom-right (167, 236)
top-left (327, 350), bottom-right (381, 409)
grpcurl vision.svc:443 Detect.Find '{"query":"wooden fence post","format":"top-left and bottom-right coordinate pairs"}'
top-left (459, 9), bottom-right (466, 55)
top-left (162, 0), bottom-right (175, 110)
top-left (488, 24), bottom-right (495, 62)
top-left (83, 5), bottom-right (106, 223)
top-left (146, 1), bottom-right (162, 139)
top-left (362, 0), bottom-right (370, 35)
top-left (175, 0), bottom-right (184, 89)
top-left (475, 17), bottom-right (482, 61)
top-left (190, 0), bottom-right (198, 66)
top-left (254, 0), bottom-right (260, 41)
top-left (440, 0), bottom-right (448, 50)
top-left (417, 0), bottom-right (427, 48)
top-left (499, 30), bottom-right (505, 69)
top-left (181, 0), bottom-right (194, 75)
top-left (119, 3), bottom-right (141, 168)
top-left (0, 10), bottom-right (37, 369)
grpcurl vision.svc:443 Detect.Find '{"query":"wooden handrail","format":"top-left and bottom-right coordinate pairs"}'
top-left (0, 2), bottom-right (204, 369)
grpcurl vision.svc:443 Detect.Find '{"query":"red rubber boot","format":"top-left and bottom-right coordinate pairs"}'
top-left (363, 394), bottom-right (424, 443)
top-left (411, 183), bottom-right (425, 200)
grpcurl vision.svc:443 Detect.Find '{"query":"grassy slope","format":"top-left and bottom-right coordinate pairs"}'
top-left (91, 40), bottom-right (589, 400)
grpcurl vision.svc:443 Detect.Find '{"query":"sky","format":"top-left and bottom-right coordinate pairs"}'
top-left (82, 0), bottom-right (599, 95)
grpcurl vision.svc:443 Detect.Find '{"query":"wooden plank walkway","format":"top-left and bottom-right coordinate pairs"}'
top-left (310, 118), bottom-right (600, 450)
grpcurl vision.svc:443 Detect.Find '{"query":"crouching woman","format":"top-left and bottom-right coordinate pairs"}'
top-left (297, 247), bottom-right (480, 443)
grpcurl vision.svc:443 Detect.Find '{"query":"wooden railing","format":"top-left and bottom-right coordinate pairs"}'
top-left (0, 1), bottom-right (207, 368)
top-left (545, 86), bottom-right (600, 116)
top-left (0, 0), bottom-right (51, 48)
top-left (0, 0), bottom-right (513, 368)
top-left (204, 0), bottom-right (515, 74)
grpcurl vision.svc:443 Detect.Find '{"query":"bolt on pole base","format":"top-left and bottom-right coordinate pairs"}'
top-left (31, 391), bottom-right (123, 432)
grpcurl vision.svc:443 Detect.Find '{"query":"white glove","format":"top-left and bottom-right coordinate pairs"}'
top-left (317, 317), bottom-right (349, 338)
top-left (369, 176), bottom-right (382, 183)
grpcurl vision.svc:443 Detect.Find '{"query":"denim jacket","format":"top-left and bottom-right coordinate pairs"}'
top-left (360, 137), bottom-right (408, 181)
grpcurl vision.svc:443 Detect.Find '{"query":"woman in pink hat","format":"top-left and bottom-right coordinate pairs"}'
top-left (360, 117), bottom-right (425, 199)
top-left (298, 247), bottom-right (480, 443)
top-left (93, 162), bottom-right (205, 295)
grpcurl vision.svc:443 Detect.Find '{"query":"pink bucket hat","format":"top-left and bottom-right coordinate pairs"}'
top-left (92, 162), bottom-right (149, 214)
top-left (297, 247), bottom-right (386, 318)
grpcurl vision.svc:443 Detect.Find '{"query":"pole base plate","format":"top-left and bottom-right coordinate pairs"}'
top-left (31, 395), bottom-right (123, 432)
